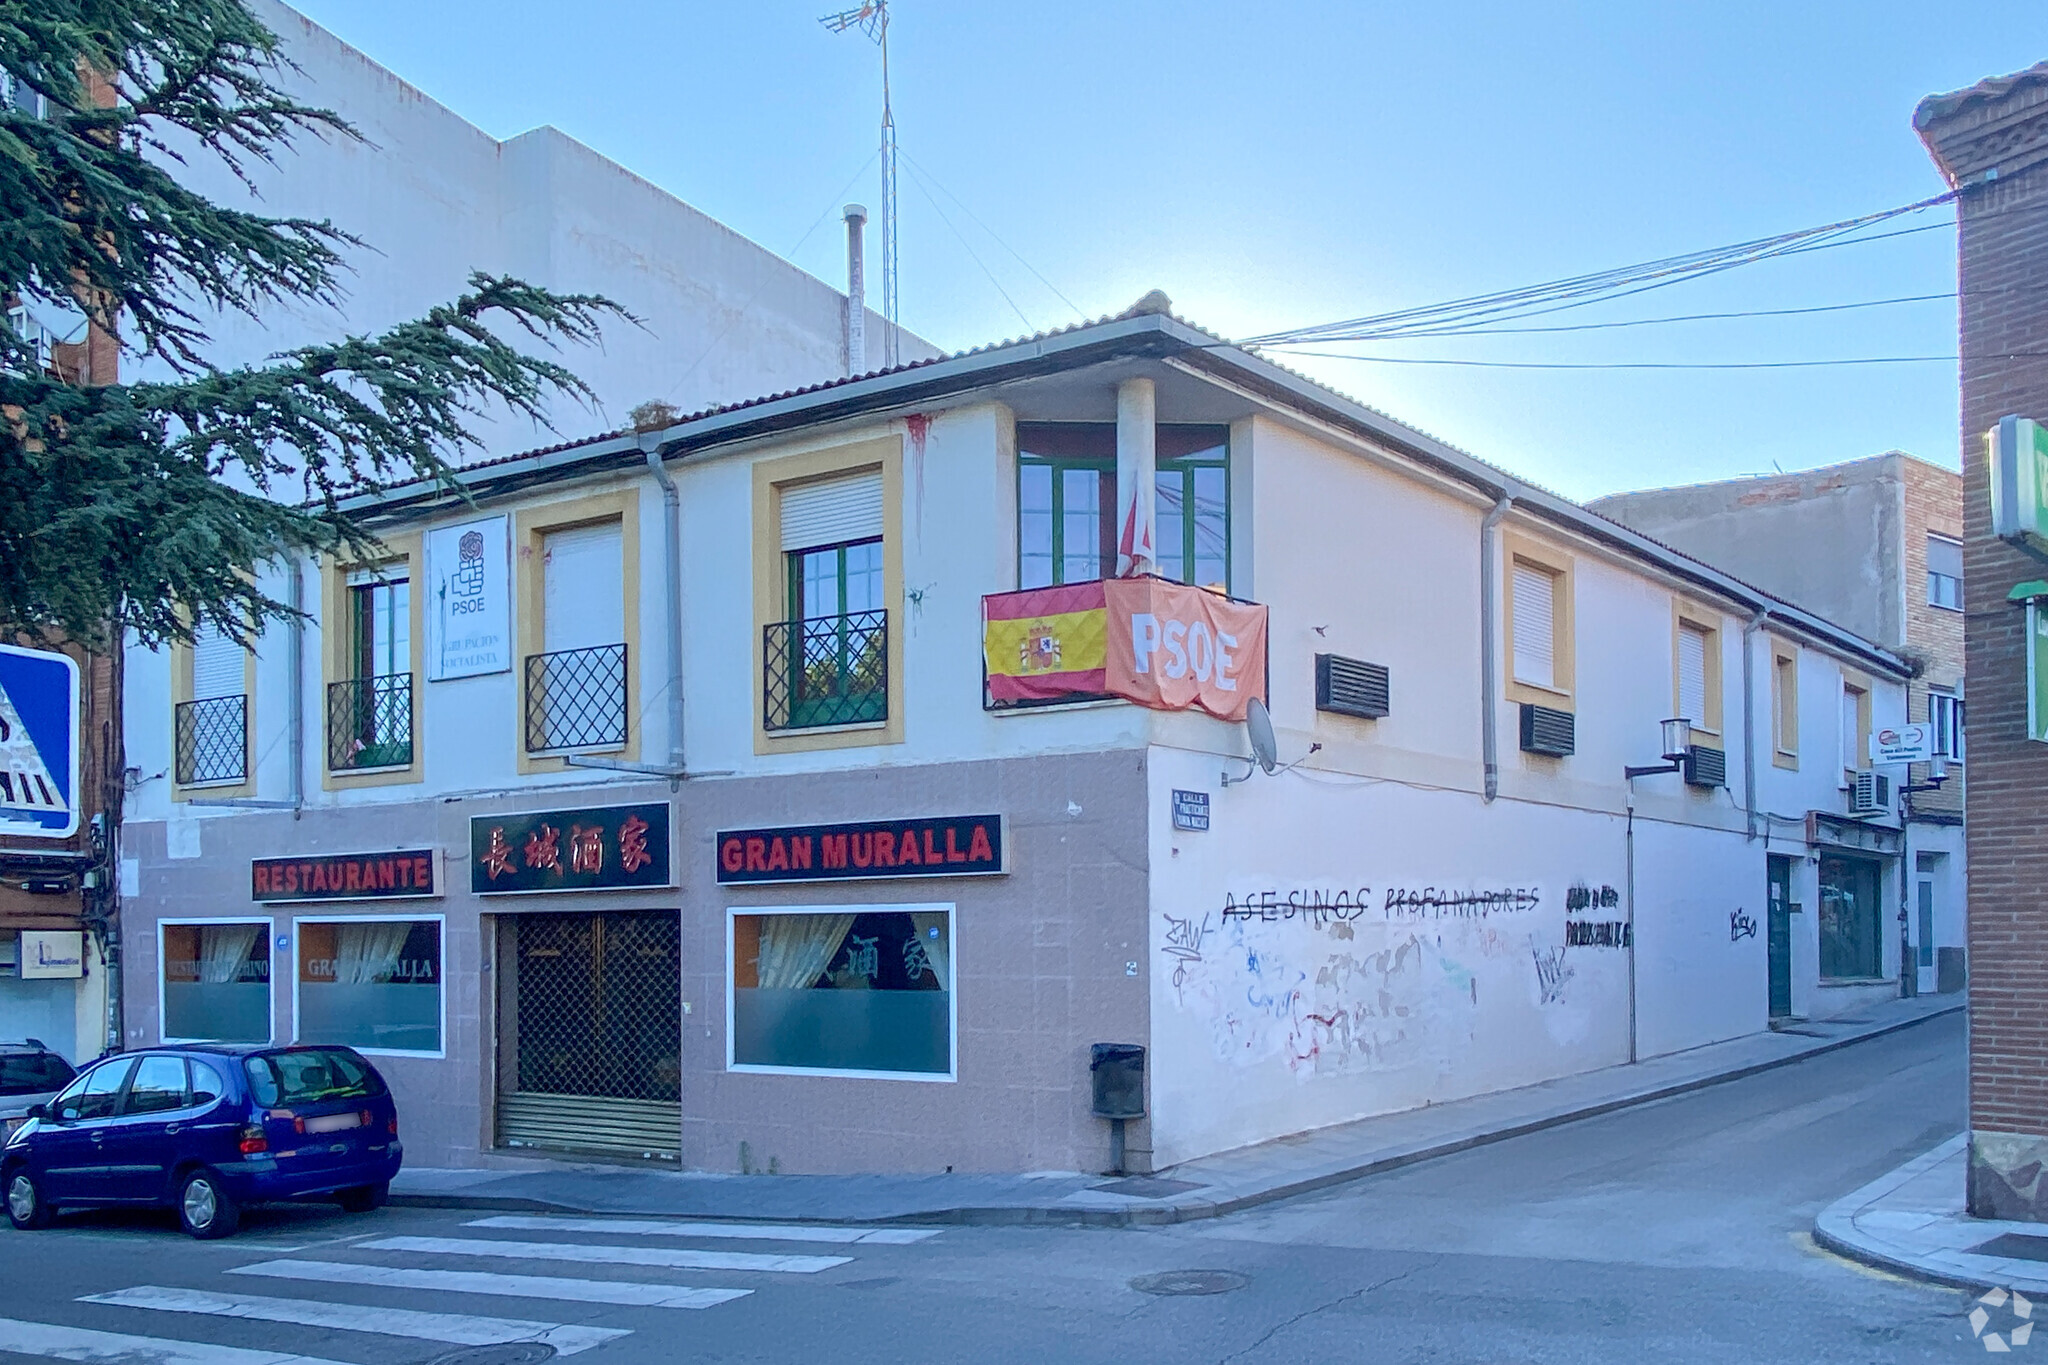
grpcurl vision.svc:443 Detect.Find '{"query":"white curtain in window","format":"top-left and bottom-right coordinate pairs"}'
top-left (334, 921), bottom-right (414, 985)
top-left (755, 914), bottom-right (856, 990)
top-left (198, 924), bottom-right (260, 984)
top-left (1511, 563), bottom-right (1555, 688)
top-left (908, 911), bottom-right (951, 989)
top-left (1677, 623), bottom-right (1708, 725)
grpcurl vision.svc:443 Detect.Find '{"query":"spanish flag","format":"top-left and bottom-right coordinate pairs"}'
top-left (983, 580), bottom-right (1109, 703)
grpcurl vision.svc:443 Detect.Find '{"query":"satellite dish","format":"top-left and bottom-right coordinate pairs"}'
top-left (1246, 698), bottom-right (1279, 775)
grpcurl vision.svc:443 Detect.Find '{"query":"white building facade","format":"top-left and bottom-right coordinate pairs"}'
top-left (118, 309), bottom-right (1914, 1175)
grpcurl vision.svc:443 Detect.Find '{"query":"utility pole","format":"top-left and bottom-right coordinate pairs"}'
top-left (820, 1), bottom-right (899, 366)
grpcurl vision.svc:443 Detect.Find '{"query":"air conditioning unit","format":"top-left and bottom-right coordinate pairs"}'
top-left (1315, 653), bottom-right (1390, 720)
top-left (1682, 744), bottom-right (1726, 789)
top-left (1848, 770), bottom-right (1892, 816)
top-left (1519, 703), bottom-right (1575, 757)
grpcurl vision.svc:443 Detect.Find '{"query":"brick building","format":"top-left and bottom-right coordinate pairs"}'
top-left (1918, 63), bottom-right (2048, 1221)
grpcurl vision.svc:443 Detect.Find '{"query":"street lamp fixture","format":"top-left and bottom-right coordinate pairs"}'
top-left (1626, 718), bottom-right (1693, 780)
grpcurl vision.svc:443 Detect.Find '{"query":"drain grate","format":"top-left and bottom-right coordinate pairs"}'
top-left (1130, 1270), bottom-right (1249, 1296)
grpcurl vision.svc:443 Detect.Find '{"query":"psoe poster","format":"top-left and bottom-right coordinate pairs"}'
top-left (0, 643), bottom-right (80, 839)
top-left (426, 516), bottom-right (511, 680)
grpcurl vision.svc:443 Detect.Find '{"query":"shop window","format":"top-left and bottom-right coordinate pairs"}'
top-left (729, 906), bottom-right (953, 1078)
top-left (161, 920), bottom-right (272, 1043)
top-left (1016, 424), bottom-right (1229, 590)
top-left (1818, 854), bottom-right (1883, 980)
top-left (295, 918), bottom-right (443, 1056)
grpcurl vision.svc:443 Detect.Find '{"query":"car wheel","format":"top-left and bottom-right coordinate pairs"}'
top-left (5, 1170), bottom-right (51, 1231)
top-left (176, 1170), bottom-right (239, 1240)
top-left (336, 1181), bottom-right (388, 1214)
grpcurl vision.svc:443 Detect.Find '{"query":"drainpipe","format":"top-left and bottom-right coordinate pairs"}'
top-left (644, 440), bottom-right (687, 776)
top-left (1741, 607), bottom-right (1766, 841)
top-left (288, 560), bottom-right (304, 817)
top-left (1479, 494), bottom-right (1514, 802)
top-left (1625, 787), bottom-right (1639, 1064)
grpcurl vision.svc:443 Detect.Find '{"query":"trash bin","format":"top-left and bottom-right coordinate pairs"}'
top-left (1090, 1042), bottom-right (1145, 1119)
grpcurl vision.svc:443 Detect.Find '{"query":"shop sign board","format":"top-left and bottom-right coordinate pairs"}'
top-left (425, 515), bottom-right (511, 680)
top-left (19, 930), bottom-right (83, 979)
top-left (717, 814), bottom-right (1006, 885)
top-left (472, 802), bottom-right (671, 893)
top-left (252, 849), bottom-right (439, 903)
top-left (1871, 724), bottom-right (1933, 766)
top-left (0, 643), bottom-right (80, 840)
top-left (1991, 416), bottom-right (2048, 557)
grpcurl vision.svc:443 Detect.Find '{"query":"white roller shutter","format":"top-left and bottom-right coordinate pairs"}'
top-left (1677, 622), bottom-right (1709, 726)
top-left (1511, 562), bottom-right (1555, 689)
top-left (543, 522), bottom-right (624, 653)
top-left (190, 621), bottom-right (244, 700)
top-left (780, 471), bottom-right (883, 552)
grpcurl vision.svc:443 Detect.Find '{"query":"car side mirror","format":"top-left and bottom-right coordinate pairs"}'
top-left (24, 1104), bottom-right (47, 1121)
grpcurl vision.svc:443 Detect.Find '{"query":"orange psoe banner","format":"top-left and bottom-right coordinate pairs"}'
top-left (1104, 577), bottom-right (1267, 722)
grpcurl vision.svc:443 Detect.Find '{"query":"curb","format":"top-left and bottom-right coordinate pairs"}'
top-left (1810, 1134), bottom-right (1995, 1292)
top-left (391, 1002), bottom-right (1965, 1229)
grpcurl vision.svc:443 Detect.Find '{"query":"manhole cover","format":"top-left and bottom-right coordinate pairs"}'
top-left (426, 1347), bottom-right (557, 1365)
top-left (1130, 1270), bottom-right (1249, 1296)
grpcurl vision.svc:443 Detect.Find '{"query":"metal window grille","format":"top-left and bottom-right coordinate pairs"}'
top-left (525, 643), bottom-right (628, 753)
top-left (764, 609), bottom-right (887, 730)
top-left (326, 674), bottom-right (413, 771)
top-left (173, 695), bottom-right (247, 785)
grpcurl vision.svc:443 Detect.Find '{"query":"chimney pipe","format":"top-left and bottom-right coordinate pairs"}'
top-left (844, 204), bottom-right (868, 376)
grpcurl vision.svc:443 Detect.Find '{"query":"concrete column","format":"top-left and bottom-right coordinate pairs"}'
top-left (1115, 377), bottom-right (1157, 577)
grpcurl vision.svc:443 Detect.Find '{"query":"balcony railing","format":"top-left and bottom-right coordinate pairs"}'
top-left (327, 673), bottom-right (413, 771)
top-left (525, 643), bottom-right (629, 753)
top-left (174, 695), bottom-right (247, 785)
top-left (764, 609), bottom-right (887, 730)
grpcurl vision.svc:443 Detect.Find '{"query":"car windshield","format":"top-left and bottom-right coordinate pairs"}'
top-left (243, 1048), bottom-right (383, 1107)
top-left (0, 1053), bottom-right (75, 1097)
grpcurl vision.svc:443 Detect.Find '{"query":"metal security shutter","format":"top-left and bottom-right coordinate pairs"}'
top-left (1677, 622), bottom-right (1709, 725)
top-left (1511, 562), bottom-right (1555, 688)
top-left (781, 471), bottom-right (883, 552)
top-left (191, 621), bottom-right (244, 701)
top-left (497, 1093), bottom-right (681, 1161)
top-left (542, 522), bottom-right (624, 653)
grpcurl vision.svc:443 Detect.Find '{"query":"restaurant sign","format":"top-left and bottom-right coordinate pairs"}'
top-left (471, 802), bottom-right (671, 894)
top-left (253, 849), bottom-right (439, 903)
top-left (717, 814), bottom-right (1006, 885)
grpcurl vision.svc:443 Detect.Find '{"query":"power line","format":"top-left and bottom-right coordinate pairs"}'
top-left (1276, 293), bottom-right (1956, 341)
top-left (901, 156), bottom-right (1035, 333)
top-left (1273, 350), bottom-right (1974, 370)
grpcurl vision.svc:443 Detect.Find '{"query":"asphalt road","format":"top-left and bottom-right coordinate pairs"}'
top-left (0, 1012), bottom-right (1974, 1364)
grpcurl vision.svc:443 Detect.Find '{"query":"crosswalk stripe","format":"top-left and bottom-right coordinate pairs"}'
top-left (466, 1215), bottom-right (941, 1245)
top-left (79, 1286), bottom-right (629, 1357)
top-left (231, 1259), bottom-right (750, 1311)
top-left (0, 1316), bottom-right (354, 1365)
top-left (358, 1234), bottom-right (851, 1274)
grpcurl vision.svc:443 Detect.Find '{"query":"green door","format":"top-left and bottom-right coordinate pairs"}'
top-left (1768, 855), bottom-right (1794, 1018)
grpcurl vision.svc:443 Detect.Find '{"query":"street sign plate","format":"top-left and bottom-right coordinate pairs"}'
top-left (0, 644), bottom-right (80, 839)
top-left (1871, 723), bottom-right (1933, 766)
top-left (1171, 789), bottom-right (1211, 832)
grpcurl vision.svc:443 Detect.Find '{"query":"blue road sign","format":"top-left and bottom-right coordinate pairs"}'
top-left (0, 644), bottom-right (80, 839)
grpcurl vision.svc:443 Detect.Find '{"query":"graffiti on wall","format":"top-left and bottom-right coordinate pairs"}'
top-left (1220, 885), bottom-right (1543, 925)
top-left (1531, 944), bottom-right (1575, 1005)
top-left (1729, 909), bottom-right (1758, 942)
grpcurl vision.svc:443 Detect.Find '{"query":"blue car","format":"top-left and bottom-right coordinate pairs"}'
top-left (1, 1044), bottom-right (402, 1239)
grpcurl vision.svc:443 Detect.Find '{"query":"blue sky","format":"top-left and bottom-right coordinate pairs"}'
top-left (289, 1), bottom-right (2047, 501)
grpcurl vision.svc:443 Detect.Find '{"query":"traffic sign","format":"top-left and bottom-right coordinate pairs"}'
top-left (0, 644), bottom-right (80, 839)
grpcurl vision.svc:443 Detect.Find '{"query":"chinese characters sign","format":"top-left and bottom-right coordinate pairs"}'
top-left (471, 803), bottom-right (671, 894)
top-left (716, 814), bottom-right (1006, 885)
top-left (252, 849), bottom-right (438, 902)
top-left (426, 516), bottom-right (511, 680)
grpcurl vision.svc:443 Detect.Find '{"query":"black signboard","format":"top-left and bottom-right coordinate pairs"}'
top-left (253, 849), bottom-right (438, 903)
top-left (471, 802), bottom-right (672, 894)
top-left (716, 814), bottom-right (1006, 885)
top-left (1171, 789), bottom-right (1210, 832)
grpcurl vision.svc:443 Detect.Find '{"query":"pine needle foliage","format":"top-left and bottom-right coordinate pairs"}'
top-left (0, 0), bottom-right (626, 646)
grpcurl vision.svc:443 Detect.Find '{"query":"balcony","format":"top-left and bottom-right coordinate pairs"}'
top-left (764, 610), bottom-right (887, 730)
top-left (174, 695), bottom-right (247, 785)
top-left (525, 643), bottom-right (629, 753)
top-left (327, 674), bottom-right (413, 771)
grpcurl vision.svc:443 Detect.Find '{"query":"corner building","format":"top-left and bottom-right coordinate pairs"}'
top-left (121, 305), bottom-right (1914, 1175)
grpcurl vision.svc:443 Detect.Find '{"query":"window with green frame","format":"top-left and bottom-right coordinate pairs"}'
top-left (783, 538), bottom-right (886, 726)
top-left (1017, 424), bottom-right (1229, 590)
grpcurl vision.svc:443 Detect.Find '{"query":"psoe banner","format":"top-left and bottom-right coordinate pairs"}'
top-left (426, 516), bottom-right (511, 680)
top-left (1106, 577), bottom-right (1268, 722)
top-left (0, 643), bottom-right (79, 839)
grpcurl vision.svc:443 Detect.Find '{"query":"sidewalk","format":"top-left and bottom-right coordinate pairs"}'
top-left (1816, 1135), bottom-right (2048, 1293)
top-left (394, 993), bottom-right (1962, 1228)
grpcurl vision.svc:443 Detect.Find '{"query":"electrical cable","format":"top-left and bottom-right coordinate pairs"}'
top-left (898, 148), bottom-right (1089, 321)
top-left (900, 156), bottom-right (1035, 333)
top-left (1272, 350), bottom-right (1973, 370)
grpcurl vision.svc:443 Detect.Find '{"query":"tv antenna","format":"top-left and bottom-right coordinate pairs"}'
top-left (820, 0), bottom-right (900, 367)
